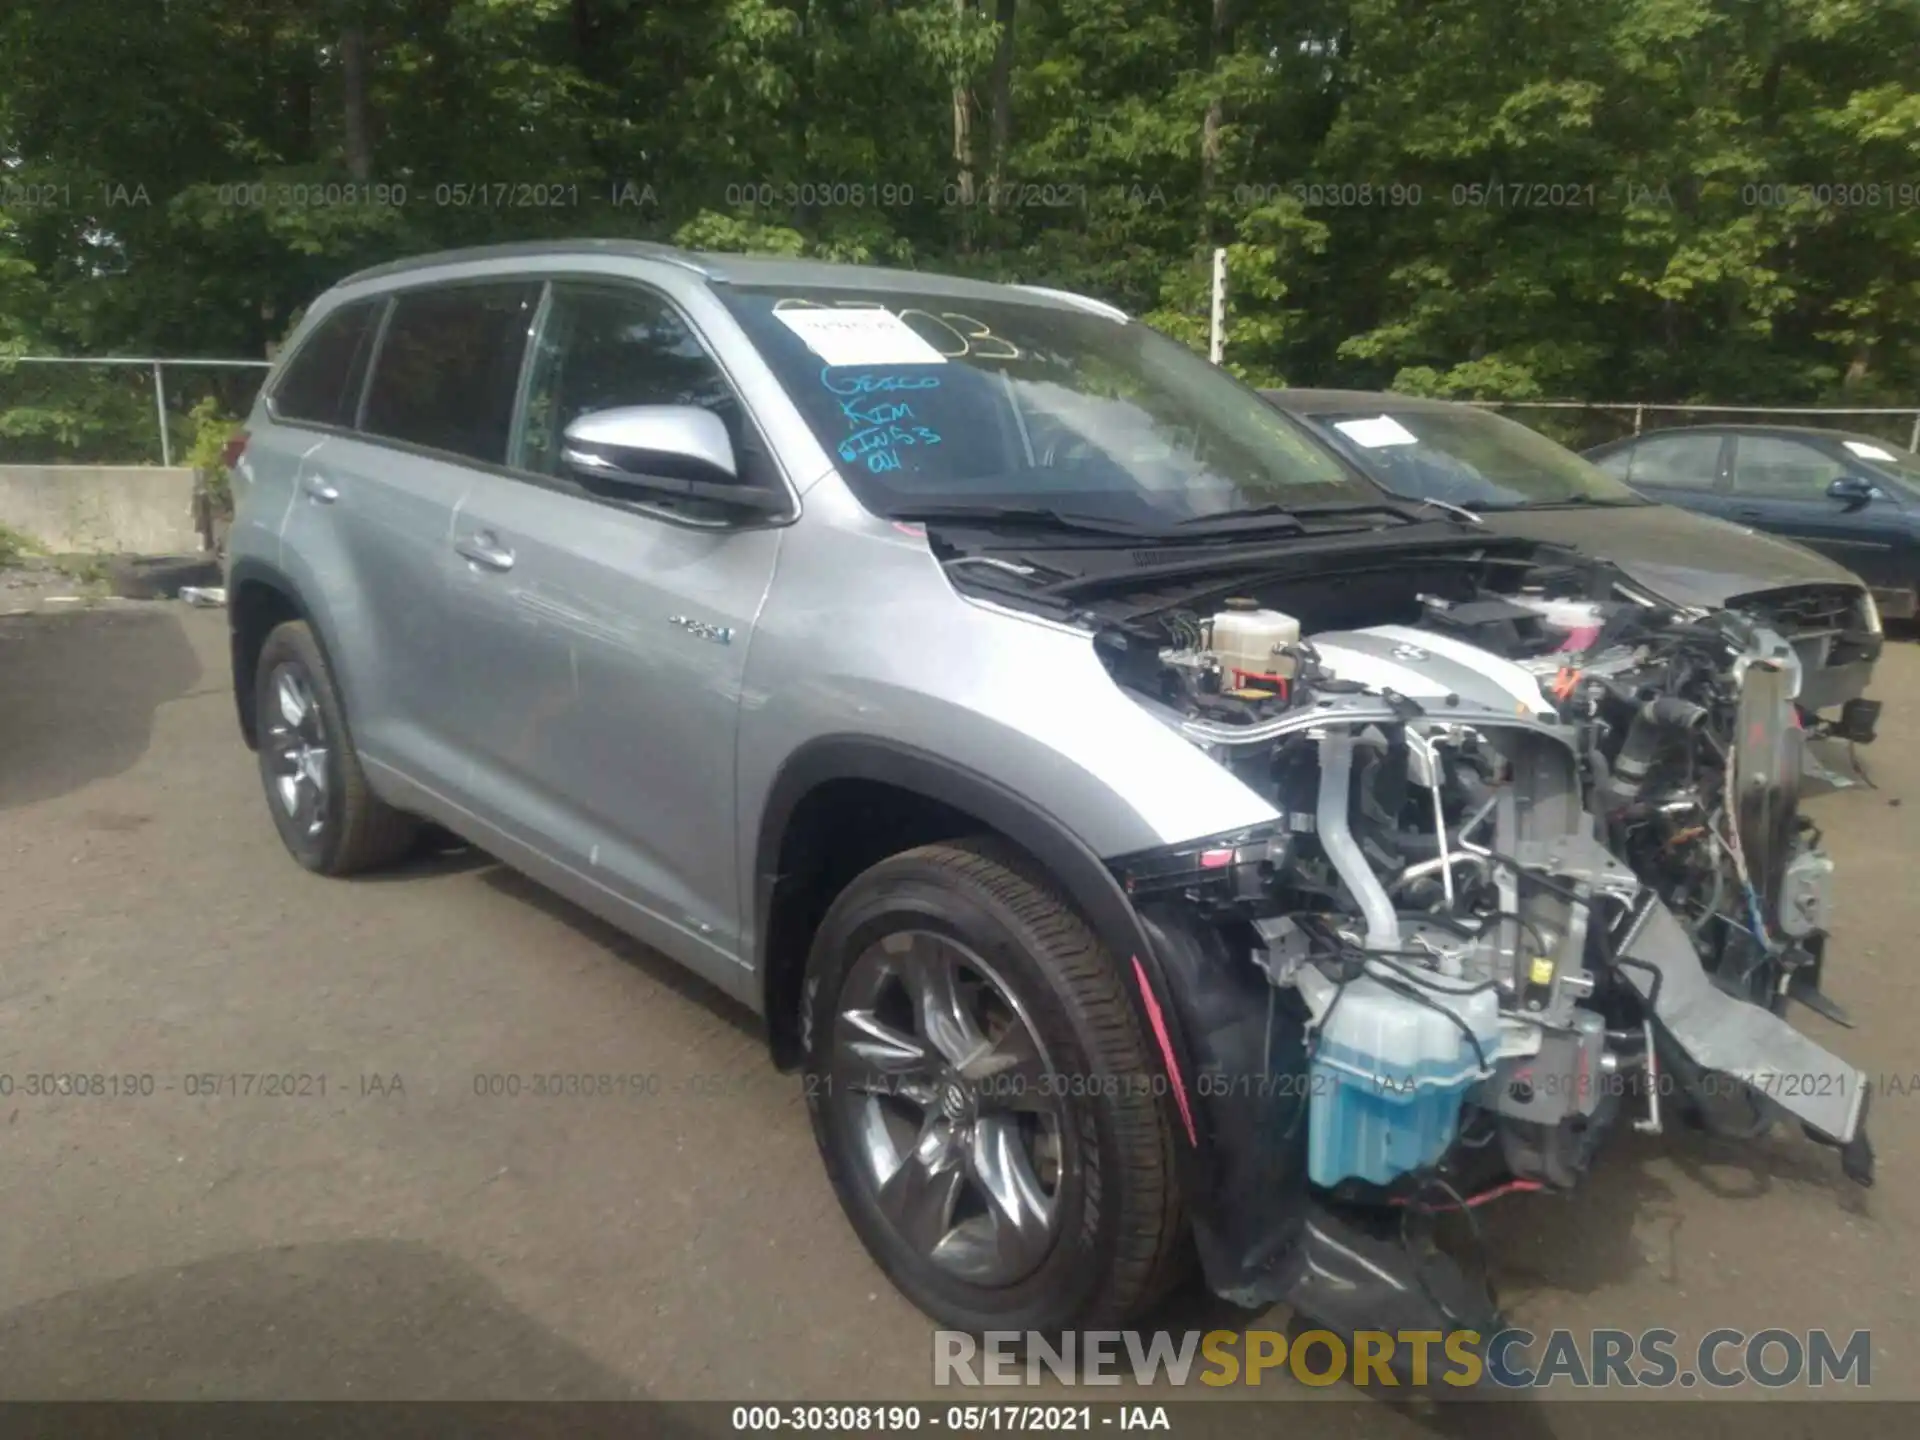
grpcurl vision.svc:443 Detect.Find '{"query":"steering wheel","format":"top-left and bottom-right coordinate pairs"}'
top-left (1040, 435), bottom-right (1097, 468)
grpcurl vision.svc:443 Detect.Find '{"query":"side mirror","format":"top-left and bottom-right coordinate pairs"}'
top-left (561, 405), bottom-right (785, 514)
top-left (1828, 474), bottom-right (1878, 508)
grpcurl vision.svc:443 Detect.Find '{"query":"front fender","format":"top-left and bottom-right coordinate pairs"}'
top-left (751, 734), bottom-right (1215, 1190)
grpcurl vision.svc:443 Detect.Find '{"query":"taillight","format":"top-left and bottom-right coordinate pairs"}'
top-left (221, 430), bottom-right (250, 471)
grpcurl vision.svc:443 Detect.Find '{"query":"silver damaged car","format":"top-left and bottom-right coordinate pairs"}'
top-left (224, 242), bottom-right (1873, 1345)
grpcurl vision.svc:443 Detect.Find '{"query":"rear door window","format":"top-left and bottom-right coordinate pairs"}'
top-left (1612, 433), bottom-right (1724, 491)
top-left (269, 299), bottom-right (384, 427)
top-left (1729, 436), bottom-right (1850, 498)
top-left (361, 282), bottom-right (541, 464)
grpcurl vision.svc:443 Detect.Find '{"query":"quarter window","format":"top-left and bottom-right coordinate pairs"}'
top-left (270, 299), bottom-right (383, 427)
top-left (361, 282), bottom-right (540, 463)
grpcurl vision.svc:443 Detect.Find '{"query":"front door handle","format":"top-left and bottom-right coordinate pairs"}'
top-left (302, 474), bottom-right (340, 504)
top-left (1735, 505), bottom-right (1765, 521)
top-left (454, 533), bottom-right (516, 573)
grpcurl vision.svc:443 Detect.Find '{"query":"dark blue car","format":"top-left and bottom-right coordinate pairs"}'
top-left (1586, 425), bottom-right (1920, 620)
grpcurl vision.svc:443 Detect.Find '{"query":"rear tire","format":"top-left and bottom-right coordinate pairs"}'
top-left (802, 837), bottom-right (1187, 1332)
top-left (253, 620), bottom-right (419, 876)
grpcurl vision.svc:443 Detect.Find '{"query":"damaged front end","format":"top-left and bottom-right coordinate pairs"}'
top-left (1096, 559), bottom-right (1873, 1338)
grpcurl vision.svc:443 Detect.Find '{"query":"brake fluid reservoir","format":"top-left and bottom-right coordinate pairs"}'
top-left (1210, 599), bottom-right (1301, 687)
top-left (1510, 595), bottom-right (1605, 652)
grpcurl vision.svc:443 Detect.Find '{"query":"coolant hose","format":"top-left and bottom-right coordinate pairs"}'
top-left (1317, 731), bottom-right (1401, 951)
top-left (1605, 696), bottom-right (1708, 806)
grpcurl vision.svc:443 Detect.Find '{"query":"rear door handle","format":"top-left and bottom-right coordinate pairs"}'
top-left (302, 474), bottom-right (340, 504)
top-left (454, 532), bottom-right (516, 572)
top-left (1735, 505), bottom-right (1765, 521)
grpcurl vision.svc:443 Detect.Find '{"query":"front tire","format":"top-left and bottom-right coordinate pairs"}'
top-left (253, 620), bottom-right (419, 876)
top-left (802, 838), bottom-right (1186, 1332)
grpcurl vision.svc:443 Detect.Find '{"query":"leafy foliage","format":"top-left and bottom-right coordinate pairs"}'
top-left (3, 0), bottom-right (1918, 462)
top-left (0, 520), bottom-right (42, 566)
top-left (184, 396), bottom-right (244, 511)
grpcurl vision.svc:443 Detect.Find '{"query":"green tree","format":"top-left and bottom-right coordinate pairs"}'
top-left (4, 0), bottom-right (1919, 465)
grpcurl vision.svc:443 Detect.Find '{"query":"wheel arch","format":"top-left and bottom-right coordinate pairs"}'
top-left (227, 557), bottom-right (315, 751)
top-left (752, 739), bottom-right (1197, 1109)
top-left (228, 557), bottom-right (361, 752)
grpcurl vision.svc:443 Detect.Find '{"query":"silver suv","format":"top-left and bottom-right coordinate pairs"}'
top-left (229, 241), bottom-right (1871, 1345)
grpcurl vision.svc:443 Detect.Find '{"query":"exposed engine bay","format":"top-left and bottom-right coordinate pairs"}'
top-left (1078, 540), bottom-right (1873, 1276)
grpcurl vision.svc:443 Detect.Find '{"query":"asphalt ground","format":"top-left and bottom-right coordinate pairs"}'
top-left (0, 604), bottom-right (1915, 1413)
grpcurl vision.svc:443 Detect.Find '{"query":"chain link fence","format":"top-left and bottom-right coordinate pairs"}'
top-left (0, 356), bottom-right (273, 467)
top-left (1469, 401), bottom-right (1920, 455)
top-left (4, 356), bottom-right (1917, 465)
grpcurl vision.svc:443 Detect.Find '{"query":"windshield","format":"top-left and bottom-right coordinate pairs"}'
top-left (716, 284), bottom-right (1373, 527)
top-left (1302, 404), bottom-right (1647, 510)
top-left (1840, 434), bottom-right (1920, 487)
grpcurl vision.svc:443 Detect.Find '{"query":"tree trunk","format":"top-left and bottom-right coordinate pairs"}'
top-left (341, 25), bottom-right (372, 181)
top-left (1199, 0), bottom-right (1234, 242)
top-left (288, 66), bottom-right (314, 163)
top-left (952, 0), bottom-right (976, 251)
top-left (987, 0), bottom-right (1016, 215)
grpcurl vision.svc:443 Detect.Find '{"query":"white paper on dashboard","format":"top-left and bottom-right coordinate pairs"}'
top-left (773, 308), bottom-right (949, 368)
top-left (1334, 415), bottom-right (1420, 448)
top-left (1843, 440), bottom-right (1898, 462)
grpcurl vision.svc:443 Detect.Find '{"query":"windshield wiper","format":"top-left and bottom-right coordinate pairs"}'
top-left (1170, 499), bottom-right (1456, 534)
top-left (1169, 502), bottom-right (1306, 533)
top-left (885, 503), bottom-right (1160, 537)
top-left (1473, 495), bottom-right (1649, 512)
top-left (1270, 494), bottom-right (1488, 526)
top-left (1196, 497), bottom-right (1487, 529)
top-left (1402, 496), bottom-right (1486, 526)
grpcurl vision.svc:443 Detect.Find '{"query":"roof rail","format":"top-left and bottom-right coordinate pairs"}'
top-left (1012, 285), bottom-right (1129, 322)
top-left (338, 239), bottom-right (715, 288)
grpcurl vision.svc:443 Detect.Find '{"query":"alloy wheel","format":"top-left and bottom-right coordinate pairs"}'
top-left (831, 930), bottom-right (1069, 1286)
top-left (264, 662), bottom-right (330, 840)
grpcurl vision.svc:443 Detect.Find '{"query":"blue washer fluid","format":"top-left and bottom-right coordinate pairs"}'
top-left (1306, 971), bottom-right (1501, 1188)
